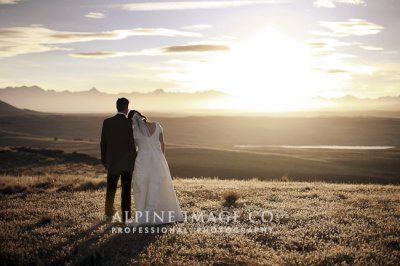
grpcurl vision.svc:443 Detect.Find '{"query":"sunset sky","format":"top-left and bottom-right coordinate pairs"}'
top-left (0, 0), bottom-right (399, 111)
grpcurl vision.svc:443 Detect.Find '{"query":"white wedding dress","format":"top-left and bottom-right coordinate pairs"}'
top-left (131, 116), bottom-right (184, 225)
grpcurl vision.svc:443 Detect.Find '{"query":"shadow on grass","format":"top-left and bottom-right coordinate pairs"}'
top-left (77, 225), bottom-right (166, 265)
top-left (37, 222), bottom-right (166, 265)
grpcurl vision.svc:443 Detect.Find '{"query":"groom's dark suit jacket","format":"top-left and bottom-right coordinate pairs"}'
top-left (101, 114), bottom-right (137, 174)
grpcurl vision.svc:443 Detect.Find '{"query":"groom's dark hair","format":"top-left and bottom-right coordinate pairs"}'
top-left (116, 98), bottom-right (129, 112)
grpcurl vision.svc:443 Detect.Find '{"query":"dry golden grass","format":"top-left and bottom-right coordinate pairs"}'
top-left (1, 176), bottom-right (399, 265)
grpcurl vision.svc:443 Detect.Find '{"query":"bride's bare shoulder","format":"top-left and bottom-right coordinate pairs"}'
top-left (153, 121), bottom-right (163, 131)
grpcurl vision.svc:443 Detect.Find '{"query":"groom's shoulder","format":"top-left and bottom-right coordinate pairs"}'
top-left (103, 115), bottom-right (117, 125)
top-left (103, 115), bottom-right (130, 125)
top-left (103, 116), bottom-right (113, 123)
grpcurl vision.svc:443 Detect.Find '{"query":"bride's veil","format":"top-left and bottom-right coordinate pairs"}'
top-left (132, 112), bottom-right (151, 137)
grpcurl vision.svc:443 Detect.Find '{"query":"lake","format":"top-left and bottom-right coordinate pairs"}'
top-left (234, 145), bottom-right (396, 150)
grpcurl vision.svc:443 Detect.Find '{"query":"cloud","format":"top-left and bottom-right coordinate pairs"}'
top-left (84, 12), bottom-right (105, 19)
top-left (117, 0), bottom-right (288, 11)
top-left (314, 0), bottom-right (365, 8)
top-left (70, 51), bottom-right (138, 58)
top-left (309, 30), bottom-right (349, 38)
top-left (315, 19), bottom-right (383, 37)
top-left (0, 25), bottom-right (202, 57)
top-left (313, 62), bottom-right (374, 77)
top-left (161, 44), bottom-right (230, 53)
top-left (0, 0), bottom-right (22, 4)
top-left (359, 45), bottom-right (384, 51)
top-left (314, 68), bottom-right (350, 74)
top-left (70, 43), bottom-right (230, 59)
top-left (326, 69), bottom-right (350, 74)
top-left (312, 52), bottom-right (356, 59)
top-left (181, 25), bottom-right (212, 31)
top-left (307, 38), bottom-right (353, 52)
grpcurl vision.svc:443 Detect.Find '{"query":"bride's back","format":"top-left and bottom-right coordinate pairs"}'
top-left (145, 122), bottom-right (157, 136)
top-left (134, 121), bottom-right (162, 154)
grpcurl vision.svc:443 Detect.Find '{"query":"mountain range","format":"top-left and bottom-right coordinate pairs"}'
top-left (0, 85), bottom-right (399, 114)
top-left (0, 86), bottom-right (227, 113)
top-left (311, 94), bottom-right (400, 112)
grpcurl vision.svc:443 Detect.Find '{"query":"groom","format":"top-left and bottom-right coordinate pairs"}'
top-left (101, 98), bottom-right (137, 222)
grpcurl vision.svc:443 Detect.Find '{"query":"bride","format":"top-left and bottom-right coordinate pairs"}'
top-left (127, 110), bottom-right (184, 225)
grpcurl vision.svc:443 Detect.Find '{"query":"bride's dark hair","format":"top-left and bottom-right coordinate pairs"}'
top-left (128, 110), bottom-right (148, 123)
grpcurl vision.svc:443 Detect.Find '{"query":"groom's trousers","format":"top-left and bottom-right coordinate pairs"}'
top-left (105, 171), bottom-right (133, 221)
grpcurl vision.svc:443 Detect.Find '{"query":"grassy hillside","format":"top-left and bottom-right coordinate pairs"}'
top-left (1, 176), bottom-right (399, 265)
top-left (1, 102), bottom-right (400, 183)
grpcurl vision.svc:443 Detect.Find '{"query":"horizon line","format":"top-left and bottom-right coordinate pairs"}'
top-left (1, 85), bottom-right (400, 100)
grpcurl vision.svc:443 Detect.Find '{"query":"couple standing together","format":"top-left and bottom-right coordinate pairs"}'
top-left (100, 98), bottom-right (183, 225)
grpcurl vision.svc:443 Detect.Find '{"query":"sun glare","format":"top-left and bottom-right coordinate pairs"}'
top-left (179, 28), bottom-right (346, 112)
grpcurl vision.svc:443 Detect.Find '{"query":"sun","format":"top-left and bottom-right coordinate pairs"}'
top-left (209, 28), bottom-right (318, 112)
top-left (178, 28), bottom-right (341, 112)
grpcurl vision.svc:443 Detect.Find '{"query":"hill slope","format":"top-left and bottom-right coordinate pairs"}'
top-left (0, 100), bottom-right (30, 116)
top-left (0, 99), bottom-right (43, 117)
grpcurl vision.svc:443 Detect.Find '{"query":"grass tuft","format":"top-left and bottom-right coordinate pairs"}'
top-left (280, 175), bottom-right (290, 182)
top-left (222, 191), bottom-right (241, 207)
top-left (36, 216), bottom-right (52, 227)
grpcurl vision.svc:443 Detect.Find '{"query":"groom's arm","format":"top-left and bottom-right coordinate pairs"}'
top-left (100, 120), bottom-right (107, 169)
top-left (128, 123), bottom-right (135, 152)
top-left (159, 132), bottom-right (165, 155)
